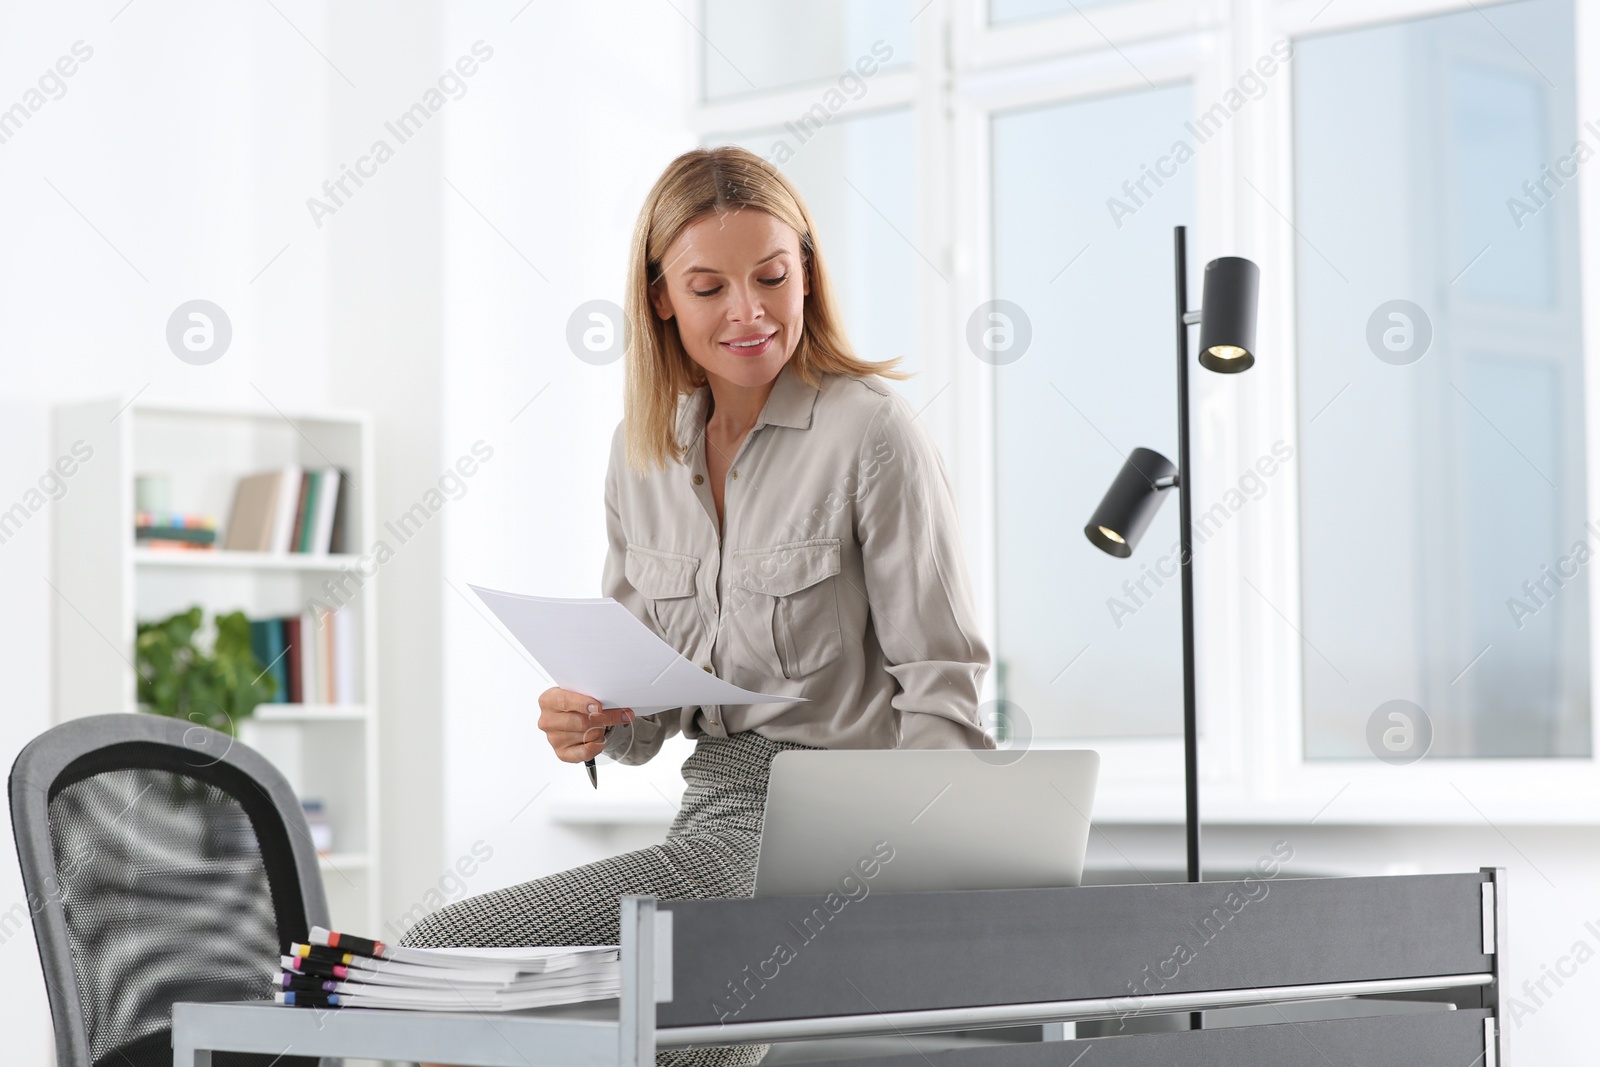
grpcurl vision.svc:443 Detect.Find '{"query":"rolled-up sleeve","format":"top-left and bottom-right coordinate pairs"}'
top-left (857, 401), bottom-right (995, 750)
top-left (598, 426), bottom-right (682, 766)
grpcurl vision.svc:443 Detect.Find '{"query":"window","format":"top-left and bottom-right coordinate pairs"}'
top-left (991, 83), bottom-right (1197, 738)
top-left (689, 0), bottom-right (1600, 821)
top-left (1293, 0), bottom-right (1587, 758)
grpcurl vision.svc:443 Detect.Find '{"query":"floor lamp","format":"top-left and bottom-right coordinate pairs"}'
top-left (1083, 225), bottom-right (1260, 885)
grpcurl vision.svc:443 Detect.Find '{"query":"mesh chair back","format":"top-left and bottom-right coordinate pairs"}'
top-left (10, 714), bottom-right (330, 1067)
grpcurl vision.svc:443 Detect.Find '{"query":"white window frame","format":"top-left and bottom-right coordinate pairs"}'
top-left (688, 0), bottom-right (1600, 826)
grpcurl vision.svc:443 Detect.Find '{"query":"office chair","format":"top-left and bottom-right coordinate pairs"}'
top-left (9, 713), bottom-right (330, 1067)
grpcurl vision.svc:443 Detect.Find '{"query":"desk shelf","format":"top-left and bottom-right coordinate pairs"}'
top-left (173, 872), bottom-right (1509, 1067)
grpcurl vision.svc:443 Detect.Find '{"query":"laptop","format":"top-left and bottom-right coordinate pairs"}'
top-left (752, 749), bottom-right (1100, 897)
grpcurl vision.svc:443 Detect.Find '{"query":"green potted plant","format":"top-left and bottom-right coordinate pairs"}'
top-left (135, 606), bottom-right (276, 737)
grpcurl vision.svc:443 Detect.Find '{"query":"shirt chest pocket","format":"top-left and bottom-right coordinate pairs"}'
top-left (624, 544), bottom-right (702, 650)
top-left (728, 538), bottom-right (843, 680)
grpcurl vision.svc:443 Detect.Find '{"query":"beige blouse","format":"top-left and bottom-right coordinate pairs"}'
top-left (599, 359), bottom-right (995, 766)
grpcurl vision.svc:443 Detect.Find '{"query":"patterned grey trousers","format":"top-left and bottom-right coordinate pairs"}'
top-left (400, 729), bottom-right (824, 1067)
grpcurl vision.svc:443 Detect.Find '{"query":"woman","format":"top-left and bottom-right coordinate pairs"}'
top-left (403, 145), bottom-right (993, 1067)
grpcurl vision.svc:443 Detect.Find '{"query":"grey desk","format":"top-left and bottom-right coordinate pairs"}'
top-left (173, 870), bottom-right (1508, 1066)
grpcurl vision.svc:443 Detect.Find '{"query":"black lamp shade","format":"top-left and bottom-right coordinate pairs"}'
top-left (1197, 256), bottom-right (1260, 373)
top-left (1084, 447), bottom-right (1177, 558)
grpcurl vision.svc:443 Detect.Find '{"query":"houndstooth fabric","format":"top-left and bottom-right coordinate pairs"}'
top-left (401, 729), bottom-right (824, 1067)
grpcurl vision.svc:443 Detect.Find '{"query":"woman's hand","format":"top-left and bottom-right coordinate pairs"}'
top-left (538, 687), bottom-right (635, 763)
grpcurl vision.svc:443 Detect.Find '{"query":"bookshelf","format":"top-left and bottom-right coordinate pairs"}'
top-left (131, 548), bottom-right (367, 571)
top-left (52, 398), bottom-right (381, 932)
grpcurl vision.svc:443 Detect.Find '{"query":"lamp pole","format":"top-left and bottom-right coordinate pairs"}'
top-left (1173, 225), bottom-right (1201, 886)
top-left (1084, 225), bottom-right (1257, 902)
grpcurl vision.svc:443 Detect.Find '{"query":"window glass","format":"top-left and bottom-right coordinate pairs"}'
top-left (702, 0), bottom-right (913, 102)
top-left (1295, 0), bottom-right (1587, 758)
top-left (992, 83), bottom-right (1196, 738)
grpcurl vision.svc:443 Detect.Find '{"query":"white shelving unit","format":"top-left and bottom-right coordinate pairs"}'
top-left (52, 398), bottom-right (381, 932)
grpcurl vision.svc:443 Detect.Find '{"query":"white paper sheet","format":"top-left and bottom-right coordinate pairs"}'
top-left (470, 584), bottom-right (807, 714)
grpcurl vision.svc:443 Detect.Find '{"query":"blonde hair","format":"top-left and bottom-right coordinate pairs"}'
top-left (622, 144), bottom-right (910, 474)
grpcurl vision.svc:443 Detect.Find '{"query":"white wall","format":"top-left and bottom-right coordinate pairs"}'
top-left (0, 2), bottom-right (332, 406)
top-left (432, 0), bottom-right (701, 902)
top-left (322, 0), bottom-right (449, 959)
top-left (0, 2), bottom-right (334, 1059)
top-left (0, 405), bottom-right (59, 1064)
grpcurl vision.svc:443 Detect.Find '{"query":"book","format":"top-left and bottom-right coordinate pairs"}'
top-left (321, 610), bottom-right (336, 703)
top-left (272, 926), bottom-right (621, 1013)
top-left (327, 470), bottom-right (350, 554)
top-left (248, 620), bottom-right (275, 702)
top-left (284, 616), bottom-right (303, 705)
top-left (136, 511), bottom-right (216, 530)
top-left (298, 471), bottom-right (323, 553)
top-left (311, 469), bottom-right (341, 556)
top-left (269, 465), bottom-right (304, 553)
top-left (289, 469), bottom-right (313, 553)
top-left (334, 609), bottom-right (359, 703)
top-left (136, 511), bottom-right (218, 544)
top-left (135, 526), bottom-right (217, 545)
top-left (272, 624), bottom-right (290, 702)
top-left (222, 471), bottom-right (285, 552)
top-left (248, 618), bottom-right (289, 703)
top-left (299, 609), bottom-right (321, 706)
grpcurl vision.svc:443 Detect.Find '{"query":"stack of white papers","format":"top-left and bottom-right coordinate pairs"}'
top-left (275, 926), bottom-right (620, 1012)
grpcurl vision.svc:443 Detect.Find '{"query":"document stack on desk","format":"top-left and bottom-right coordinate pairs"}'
top-left (275, 926), bottom-right (620, 1011)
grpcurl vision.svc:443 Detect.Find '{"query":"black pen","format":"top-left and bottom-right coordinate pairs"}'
top-left (584, 705), bottom-right (603, 789)
top-left (585, 711), bottom-right (626, 788)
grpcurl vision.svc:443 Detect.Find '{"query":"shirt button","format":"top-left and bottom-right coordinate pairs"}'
top-left (702, 664), bottom-right (713, 672)
top-left (693, 474), bottom-right (704, 485)
top-left (731, 469), bottom-right (739, 480)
